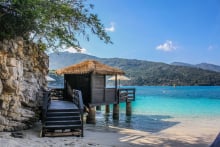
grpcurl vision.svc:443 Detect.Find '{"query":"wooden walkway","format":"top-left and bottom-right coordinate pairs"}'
top-left (41, 99), bottom-right (83, 137)
top-left (49, 100), bottom-right (78, 110)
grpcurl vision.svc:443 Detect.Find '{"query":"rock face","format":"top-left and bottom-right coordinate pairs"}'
top-left (0, 37), bottom-right (48, 131)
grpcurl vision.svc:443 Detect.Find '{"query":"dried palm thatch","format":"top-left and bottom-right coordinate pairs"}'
top-left (56, 60), bottom-right (125, 75)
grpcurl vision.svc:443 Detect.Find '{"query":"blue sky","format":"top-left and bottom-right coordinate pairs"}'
top-left (70, 0), bottom-right (220, 65)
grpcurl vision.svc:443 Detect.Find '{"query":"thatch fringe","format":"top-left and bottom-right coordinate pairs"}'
top-left (56, 60), bottom-right (125, 75)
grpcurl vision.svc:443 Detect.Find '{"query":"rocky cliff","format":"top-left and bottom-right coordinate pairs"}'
top-left (0, 37), bottom-right (48, 131)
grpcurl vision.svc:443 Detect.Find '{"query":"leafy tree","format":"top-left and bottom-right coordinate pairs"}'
top-left (0, 0), bottom-right (111, 51)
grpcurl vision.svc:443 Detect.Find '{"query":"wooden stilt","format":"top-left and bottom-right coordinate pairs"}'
top-left (96, 105), bottom-right (101, 111)
top-left (87, 106), bottom-right (96, 124)
top-left (105, 105), bottom-right (110, 113)
top-left (113, 104), bottom-right (119, 120)
top-left (126, 101), bottom-right (132, 116)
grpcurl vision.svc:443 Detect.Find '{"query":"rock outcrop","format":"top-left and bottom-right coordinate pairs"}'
top-left (0, 37), bottom-right (48, 131)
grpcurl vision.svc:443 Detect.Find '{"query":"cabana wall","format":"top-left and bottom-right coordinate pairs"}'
top-left (64, 74), bottom-right (117, 107)
top-left (90, 74), bottom-right (117, 105)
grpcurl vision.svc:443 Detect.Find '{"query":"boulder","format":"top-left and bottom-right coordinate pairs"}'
top-left (0, 40), bottom-right (9, 53)
top-left (20, 108), bottom-right (35, 118)
top-left (0, 37), bottom-right (48, 131)
top-left (0, 54), bottom-right (9, 80)
top-left (0, 94), bottom-right (13, 102)
top-left (8, 112), bottom-right (21, 120)
top-left (0, 116), bottom-right (8, 125)
top-left (0, 79), bottom-right (2, 94)
top-left (1, 101), bottom-right (9, 110)
top-left (8, 67), bottom-right (17, 79)
top-left (17, 60), bottom-right (23, 78)
top-left (2, 78), bottom-right (18, 93)
top-left (0, 66), bottom-right (9, 80)
top-left (6, 58), bottom-right (17, 67)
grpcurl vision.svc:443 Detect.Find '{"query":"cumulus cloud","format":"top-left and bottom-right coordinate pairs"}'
top-left (156, 40), bottom-right (177, 52)
top-left (64, 46), bottom-right (88, 54)
top-left (105, 22), bottom-right (115, 32)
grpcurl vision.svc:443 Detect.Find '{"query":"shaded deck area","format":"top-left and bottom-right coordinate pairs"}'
top-left (48, 100), bottom-right (78, 110)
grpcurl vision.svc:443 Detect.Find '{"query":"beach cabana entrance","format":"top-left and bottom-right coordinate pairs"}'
top-left (56, 60), bottom-right (124, 106)
top-left (56, 60), bottom-right (135, 123)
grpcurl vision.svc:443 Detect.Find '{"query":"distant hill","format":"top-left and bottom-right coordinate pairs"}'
top-left (171, 62), bottom-right (194, 68)
top-left (171, 62), bottom-right (220, 72)
top-left (49, 52), bottom-right (220, 86)
top-left (49, 52), bottom-right (98, 69)
top-left (196, 63), bottom-right (220, 73)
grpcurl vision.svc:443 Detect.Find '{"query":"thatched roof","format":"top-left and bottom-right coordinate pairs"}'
top-left (56, 60), bottom-right (125, 75)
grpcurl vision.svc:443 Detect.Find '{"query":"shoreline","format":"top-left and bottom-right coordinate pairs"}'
top-left (0, 116), bottom-right (219, 147)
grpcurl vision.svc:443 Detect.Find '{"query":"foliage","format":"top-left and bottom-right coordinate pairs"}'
top-left (0, 0), bottom-right (111, 51)
top-left (103, 58), bottom-right (220, 86)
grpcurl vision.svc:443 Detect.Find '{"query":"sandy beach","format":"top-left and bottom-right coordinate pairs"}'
top-left (0, 117), bottom-right (219, 147)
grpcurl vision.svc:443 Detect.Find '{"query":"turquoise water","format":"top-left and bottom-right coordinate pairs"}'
top-left (96, 86), bottom-right (220, 132)
top-left (121, 86), bottom-right (220, 117)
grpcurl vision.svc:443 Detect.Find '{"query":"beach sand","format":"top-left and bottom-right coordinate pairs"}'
top-left (0, 117), bottom-right (219, 147)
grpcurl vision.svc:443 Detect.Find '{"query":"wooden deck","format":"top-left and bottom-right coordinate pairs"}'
top-left (49, 100), bottom-right (78, 110)
top-left (41, 90), bottom-right (84, 137)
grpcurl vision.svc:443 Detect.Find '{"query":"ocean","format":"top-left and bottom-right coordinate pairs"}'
top-left (48, 81), bottom-right (220, 133)
top-left (95, 86), bottom-right (220, 133)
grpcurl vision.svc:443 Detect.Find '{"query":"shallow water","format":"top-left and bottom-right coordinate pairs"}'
top-left (95, 86), bottom-right (220, 133)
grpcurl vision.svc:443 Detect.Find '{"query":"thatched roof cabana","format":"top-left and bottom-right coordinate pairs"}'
top-left (55, 60), bottom-right (125, 106)
top-left (56, 60), bottom-right (125, 75)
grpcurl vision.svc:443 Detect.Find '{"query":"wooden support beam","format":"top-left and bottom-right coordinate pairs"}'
top-left (126, 101), bottom-right (132, 116)
top-left (96, 105), bottom-right (101, 111)
top-left (113, 104), bottom-right (119, 120)
top-left (105, 105), bottom-right (110, 113)
top-left (87, 106), bottom-right (96, 124)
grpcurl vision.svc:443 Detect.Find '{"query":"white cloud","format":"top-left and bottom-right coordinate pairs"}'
top-left (78, 48), bottom-right (87, 53)
top-left (156, 40), bottom-right (177, 52)
top-left (105, 22), bottom-right (115, 32)
top-left (64, 46), bottom-right (88, 54)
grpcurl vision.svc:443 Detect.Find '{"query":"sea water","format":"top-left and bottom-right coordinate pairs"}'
top-left (48, 82), bottom-right (220, 133)
top-left (95, 86), bottom-right (220, 133)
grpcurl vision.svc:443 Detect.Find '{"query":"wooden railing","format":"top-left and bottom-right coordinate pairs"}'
top-left (72, 89), bottom-right (84, 111)
top-left (72, 90), bottom-right (84, 137)
top-left (118, 88), bottom-right (136, 103)
top-left (66, 83), bottom-right (84, 136)
top-left (41, 90), bottom-right (51, 123)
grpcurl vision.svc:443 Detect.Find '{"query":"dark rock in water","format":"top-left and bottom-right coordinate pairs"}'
top-left (11, 132), bottom-right (24, 138)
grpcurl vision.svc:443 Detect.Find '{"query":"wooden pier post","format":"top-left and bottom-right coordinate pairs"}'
top-left (113, 104), bottom-right (119, 120)
top-left (96, 105), bottom-right (101, 111)
top-left (87, 106), bottom-right (96, 124)
top-left (105, 105), bottom-right (110, 113)
top-left (126, 101), bottom-right (132, 116)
